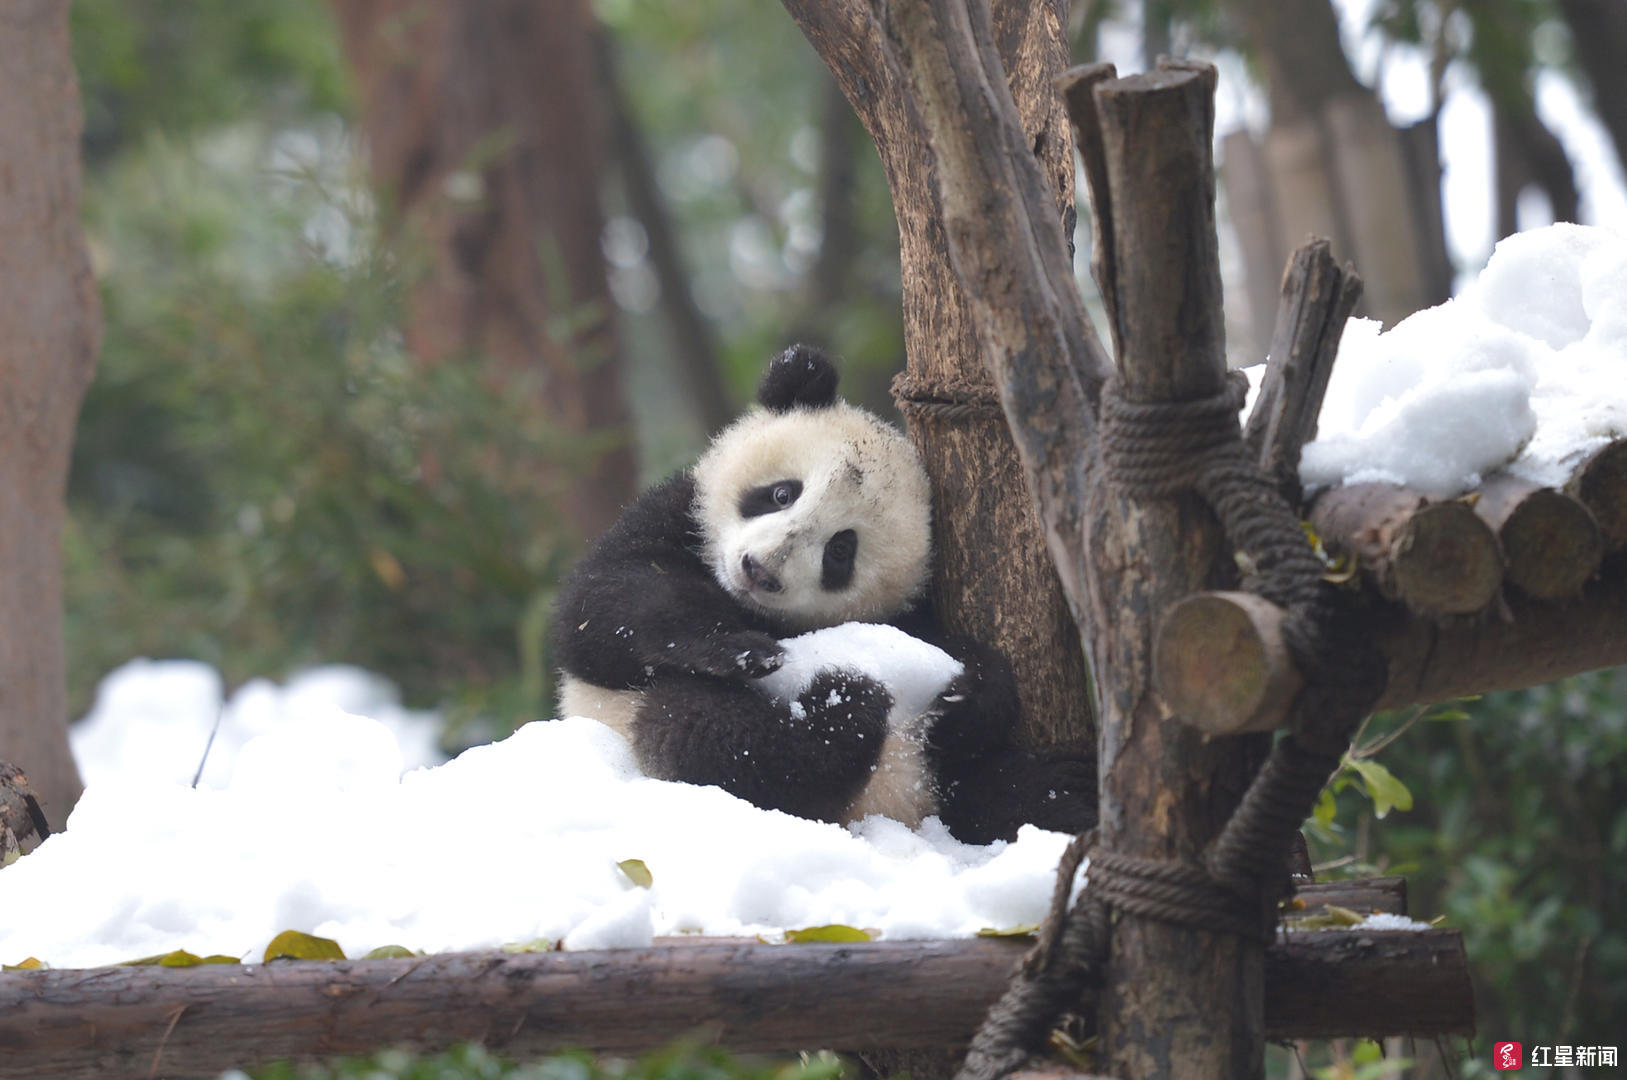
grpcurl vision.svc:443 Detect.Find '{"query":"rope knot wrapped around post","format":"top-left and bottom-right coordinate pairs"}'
top-left (957, 367), bottom-right (1388, 1080)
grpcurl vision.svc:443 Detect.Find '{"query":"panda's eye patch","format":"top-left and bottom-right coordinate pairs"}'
top-left (738, 480), bottom-right (803, 518)
top-left (821, 529), bottom-right (858, 591)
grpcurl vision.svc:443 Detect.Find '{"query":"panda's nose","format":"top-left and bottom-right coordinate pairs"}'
top-left (741, 553), bottom-right (783, 594)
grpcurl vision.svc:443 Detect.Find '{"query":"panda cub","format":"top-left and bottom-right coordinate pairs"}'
top-left (551, 345), bottom-right (1095, 844)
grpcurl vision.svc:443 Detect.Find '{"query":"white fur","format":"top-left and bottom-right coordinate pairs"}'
top-left (692, 401), bottom-right (932, 630)
top-left (557, 675), bottom-right (641, 741)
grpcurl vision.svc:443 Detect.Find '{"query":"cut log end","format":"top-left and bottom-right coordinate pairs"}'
top-left (1474, 479), bottom-right (1603, 599)
top-left (1311, 485), bottom-right (1504, 617)
top-left (1570, 440), bottom-right (1627, 550)
top-left (1155, 592), bottom-right (1302, 735)
top-left (1391, 501), bottom-right (1505, 614)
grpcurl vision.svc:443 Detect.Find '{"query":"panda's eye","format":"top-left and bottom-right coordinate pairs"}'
top-left (738, 479), bottom-right (803, 519)
top-left (821, 529), bottom-right (858, 591)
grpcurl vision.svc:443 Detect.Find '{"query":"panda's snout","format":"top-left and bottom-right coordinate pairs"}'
top-left (741, 553), bottom-right (783, 594)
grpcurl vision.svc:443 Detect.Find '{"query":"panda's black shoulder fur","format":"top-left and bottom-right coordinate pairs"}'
top-left (549, 471), bottom-right (786, 695)
top-left (757, 344), bottom-right (839, 412)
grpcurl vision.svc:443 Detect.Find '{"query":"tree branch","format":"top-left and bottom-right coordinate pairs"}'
top-left (882, 0), bottom-right (1112, 623)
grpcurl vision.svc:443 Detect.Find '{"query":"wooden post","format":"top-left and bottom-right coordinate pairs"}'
top-left (1070, 61), bottom-right (1269, 1079)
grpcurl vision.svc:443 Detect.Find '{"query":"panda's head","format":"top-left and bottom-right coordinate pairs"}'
top-left (693, 345), bottom-right (932, 630)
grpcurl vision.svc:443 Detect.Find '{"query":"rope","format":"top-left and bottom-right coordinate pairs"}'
top-left (955, 370), bottom-right (1388, 1080)
top-left (960, 834), bottom-right (1107, 1080)
top-left (1090, 851), bottom-right (1266, 941)
top-left (891, 372), bottom-right (1004, 423)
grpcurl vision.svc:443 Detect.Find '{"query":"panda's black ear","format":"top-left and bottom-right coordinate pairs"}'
top-left (758, 344), bottom-right (839, 412)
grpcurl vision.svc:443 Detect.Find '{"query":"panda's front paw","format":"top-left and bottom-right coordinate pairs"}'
top-left (691, 631), bottom-right (785, 679)
top-left (794, 669), bottom-right (893, 734)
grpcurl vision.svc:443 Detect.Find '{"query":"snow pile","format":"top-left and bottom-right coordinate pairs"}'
top-left (1352, 913), bottom-right (1434, 932)
top-left (757, 622), bottom-right (962, 730)
top-left (71, 660), bottom-right (446, 790)
top-left (1287, 223), bottom-right (1627, 494)
top-left (2, 641), bottom-right (1077, 970)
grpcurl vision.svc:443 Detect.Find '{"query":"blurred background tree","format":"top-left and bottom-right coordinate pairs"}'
top-left (61, 0), bottom-right (1623, 1070)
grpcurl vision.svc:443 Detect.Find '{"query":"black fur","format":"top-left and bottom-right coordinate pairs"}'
top-left (550, 348), bottom-right (1098, 843)
top-left (820, 529), bottom-right (858, 591)
top-left (757, 344), bottom-right (839, 412)
top-left (738, 479), bottom-right (802, 519)
top-left (635, 669), bottom-right (893, 823)
top-left (551, 473), bottom-right (786, 690)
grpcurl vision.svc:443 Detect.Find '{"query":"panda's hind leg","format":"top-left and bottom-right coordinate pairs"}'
top-left (935, 746), bottom-right (1097, 846)
top-left (631, 670), bottom-right (892, 824)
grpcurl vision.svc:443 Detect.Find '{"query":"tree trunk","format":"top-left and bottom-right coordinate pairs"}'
top-left (1492, 104), bottom-right (1580, 239)
top-left (0, 0), bottom-right (100, 828)
top-left (593, 26), bottom-right (735, 437)
top-left (782, 0), bottom-right (1094, 749)
top-left (1559, 0), bottom-right (1627, 176)
top-left (1218, 0), bottom-right (1449, 327)
top-left (330, 0), bottom-right (637, 541)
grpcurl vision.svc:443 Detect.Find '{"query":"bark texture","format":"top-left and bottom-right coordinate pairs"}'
top-left (331, 0), bottom-right (636, 540)
top-left (781, 0), bottom-right (1095, 747)
top-left (0, 0), bottom-right (100, 826)
top-left (1076, 63), bottom-right (1266, 1080)
top-left (0, 933), bottom-right (1472, 1079)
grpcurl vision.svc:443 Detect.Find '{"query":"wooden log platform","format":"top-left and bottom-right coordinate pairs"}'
top-left (1309, 483), bottom-right (1503, 617)
top-left (0, 931), bottom-right (1470, 1079)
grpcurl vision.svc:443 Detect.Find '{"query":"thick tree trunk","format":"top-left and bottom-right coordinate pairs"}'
top-left (0, 0), bottom-right (100, 827)
top-left (782, 0), bottom-right (1094, 748)
top-left (0, 932), bottom-right (1472, 1079)
top-left (1218, 0), bottom-right (1450, 327)
top-left (331, 0), bottom-right (636, 541)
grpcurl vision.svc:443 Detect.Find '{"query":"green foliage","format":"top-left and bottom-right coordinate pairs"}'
top-left (68, 0), bottom-right (911, 729)
top-left (69, 127), bottom-right (572, 732)
top-left (73, 0), bottom-right (348, 163)
top-left (246, 1042), bottom-right (848, 1080)
top-left (600, 0), bottom-right (906, 423)
top-left (1305, 669), bottom-right (1627, 1055)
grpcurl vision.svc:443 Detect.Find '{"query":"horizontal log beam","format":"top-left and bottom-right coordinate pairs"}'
top-left (0, 932), bottom-right (1469, 1078)
top-left (1265, 929), bottom-right (1472, 1039)
top-left (1376, 550), bottom-right (1627, 710)
top-left (1157, 550), bottom-right (1627, 730)
top-left (1293, 876), bottom-right (1407, 917)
